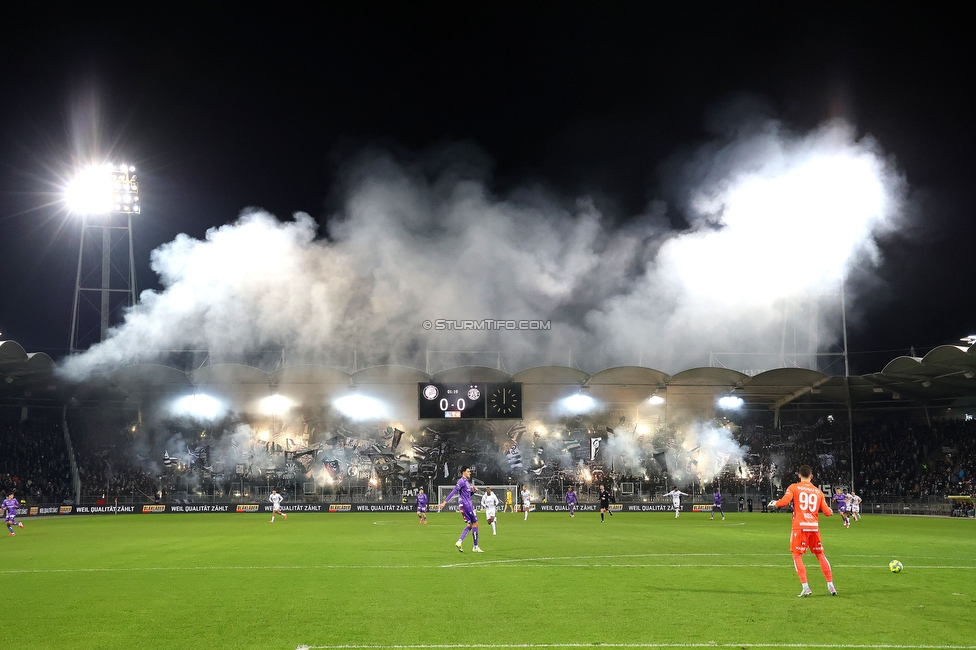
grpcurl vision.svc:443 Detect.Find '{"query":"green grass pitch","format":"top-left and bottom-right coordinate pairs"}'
top-left (6, 510), bottom-right (974, 650)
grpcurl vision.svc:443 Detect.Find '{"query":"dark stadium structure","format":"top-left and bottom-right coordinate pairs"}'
top-left (2, 338), bottom-right (975, 516)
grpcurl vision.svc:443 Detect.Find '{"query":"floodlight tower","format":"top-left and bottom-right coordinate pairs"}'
top-left (66, 163), bottom-right (141, 352)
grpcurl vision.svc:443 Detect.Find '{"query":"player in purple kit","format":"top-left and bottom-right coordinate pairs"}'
top-left (3, 493), bottom-right (24, 536)
top-left (710, 487), bottom-right (726, 521)
top-left (416, 488), bottom-right (428, 524)
top-left (565, 486), bottom-right (578, 517)
top-left (831, 488), bottom-right (850, 528)
top-left (437, 466), bottom-right (483, 553)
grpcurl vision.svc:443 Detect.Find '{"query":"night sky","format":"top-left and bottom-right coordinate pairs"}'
top-left (1, 4), bottom-right (973, 374)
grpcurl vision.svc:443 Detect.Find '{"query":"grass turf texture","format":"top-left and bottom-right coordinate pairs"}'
top-left (6, 511), bottom-right (974, 650)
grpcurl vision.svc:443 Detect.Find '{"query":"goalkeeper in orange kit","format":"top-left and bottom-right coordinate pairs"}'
top-left (770, 464), bottom-right (837, 597)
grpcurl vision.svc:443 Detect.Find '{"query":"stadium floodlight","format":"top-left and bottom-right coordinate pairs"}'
top-left (648, 395), bottom-right (666, 406)
top-left (717, 395), bottom-right (744, 410)
top-left (65, 163), bottom-right (140, 215)
top-left (67, 160), bottom-right (141, 353)
top-left (334, 394), bottom-right (387, 420)
top-left (173, 393), bottom-right (225, 420)
top-left (561, 393), bottom-right (596, 414)
top-left (260, 393), bottom-right (292, 415)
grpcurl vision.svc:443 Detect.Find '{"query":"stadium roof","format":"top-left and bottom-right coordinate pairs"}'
top-left (2, 339), bottom-right (975, 414)
top-left (0, 340), bottom-right (60, 403)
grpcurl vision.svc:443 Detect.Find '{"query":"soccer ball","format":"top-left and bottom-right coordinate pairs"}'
top-left (889, 560), bottom-right (904, 573)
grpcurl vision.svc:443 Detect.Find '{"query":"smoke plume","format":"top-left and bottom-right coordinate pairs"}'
top-left (60, 118), bottom-right (903, 379)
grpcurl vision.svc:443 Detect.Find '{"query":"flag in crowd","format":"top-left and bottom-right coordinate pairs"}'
top-left (590, 437), bottom-right (601, 460)
top-left (507, 421), bottom-right (526, 443)
top-left (506, 442), bottom-right (523, 469)
top-left (390, 428), bottom-right (404, 451)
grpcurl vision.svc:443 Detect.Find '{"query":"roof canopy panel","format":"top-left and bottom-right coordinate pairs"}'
top-left (746, 368), bottom-right (827, 387)
top-left (668, 367), bottom-right (748, 386)
top-left (352, 365), bottom-right (432, 385)
top-left (0, 340), bottom-right (28, 366)
top-left (432, 366), bottom-right (512, 383)
top-left (922, 345), bottom-right (972, 366)
top-left (274, 365), bottom-right (351, 386)
top-left (108, 364), bottom-right (191, 387)
top-left (881, 356), bottom-right (924, 376)
top-left (2, 339), bottom-right (974, 410)
top-left (513, 366), bottom-right (590, 385)
top-left (586, 366), bottom-right (668, 386)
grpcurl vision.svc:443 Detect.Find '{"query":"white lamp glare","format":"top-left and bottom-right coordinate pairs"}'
top-left (65, 166), bottom-right (116, 215)
top-left (334, 394), bottom-right (386, 420)
top-left (717, 396), bottom-right (744, 410)
top-left (174, 394), bottom-right (224, 420)
top-left (65, 162), bottom-right (140, 216)
top-left (561, 393), bottom-right (596, 413)
top-left (260, 394), bottom-right (292, 415)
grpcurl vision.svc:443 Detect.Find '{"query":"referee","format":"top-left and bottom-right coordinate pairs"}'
top-left (599, 485), bottom-right (613, 522)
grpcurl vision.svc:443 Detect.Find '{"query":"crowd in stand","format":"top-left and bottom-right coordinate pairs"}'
top-left (913, 418), bottom-right (976, 497)
top-left (731, 416), bottom-right (850, 491)
top-left (2, 412), bottom-right (975, 504)
top-left (735, 416), bottom-right (976, 499)
top-left (74, 447), bottom-right (158, 500)
top-left (0, 420), bottom-right (73, 499)
top-left (850, 418), bottom-right (975, 498)
top-left (68, 418), bottom-right (158, 500)
top-left (0, 417), bottom-right (158, 503)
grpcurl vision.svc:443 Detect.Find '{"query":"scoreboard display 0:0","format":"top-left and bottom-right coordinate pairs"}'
top-left (417, 382), bottom-right (522, 419)
top-left (417, 383), bottom-right (487, 419)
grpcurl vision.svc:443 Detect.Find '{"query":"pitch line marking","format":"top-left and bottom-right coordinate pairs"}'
top-left (1, 553), bottom-right (972, 576)
top-left (436, 553), bottom-right (976, 569)
top-left (4, 563), bottom-right (972, 576)
top-left (296, 641), bottom-right (976, 650)
top-left (0, 564), bottom-right (419, 575)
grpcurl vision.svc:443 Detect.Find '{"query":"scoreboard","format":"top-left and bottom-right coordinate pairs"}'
top-left (418, 382), bottom-right (522, 420)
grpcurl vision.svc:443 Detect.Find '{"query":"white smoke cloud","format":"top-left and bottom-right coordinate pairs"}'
top-left (59, 118), bottom-right (903, 379)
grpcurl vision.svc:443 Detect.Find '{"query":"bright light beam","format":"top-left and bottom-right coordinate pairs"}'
top-left (717, 395), bottom-right (744, 410)
top-left (64, 163), bottom-right (140, 215)
top-left (173, 394), bottom-right (225, 420)
top-left (260, 394), bottom-right (292, 415)
top-left (561, 393), bottom-right (596, 414)
top-left (65, 165), bottom-right (115, 214)
top-left (334, 394), bottom-right (387, 420)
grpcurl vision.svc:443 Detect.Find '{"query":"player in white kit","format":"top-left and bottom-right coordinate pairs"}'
top-left (663, 487), bottom-right (688, 519)
top-left (269, 489), bottom-right (287, 523)
top-left (521, 486), bottom-right (532, 521)
top-left (481, 487), bottom-right (500, 535)
top-left (848, 491), bottom-right (862, 521)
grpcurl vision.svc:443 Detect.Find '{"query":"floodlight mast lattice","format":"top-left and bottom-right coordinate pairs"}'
top-left (67, 163), bottom-right (140, 352)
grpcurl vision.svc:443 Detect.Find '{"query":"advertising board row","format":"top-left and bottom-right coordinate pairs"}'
top-left (20, 502), bottom-right (703, 517)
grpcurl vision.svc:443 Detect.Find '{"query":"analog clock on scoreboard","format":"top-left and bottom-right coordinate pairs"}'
top-left (418, 382), bottom-right (522, 419)
top-left (486, 383), bottom-right (522, 419)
